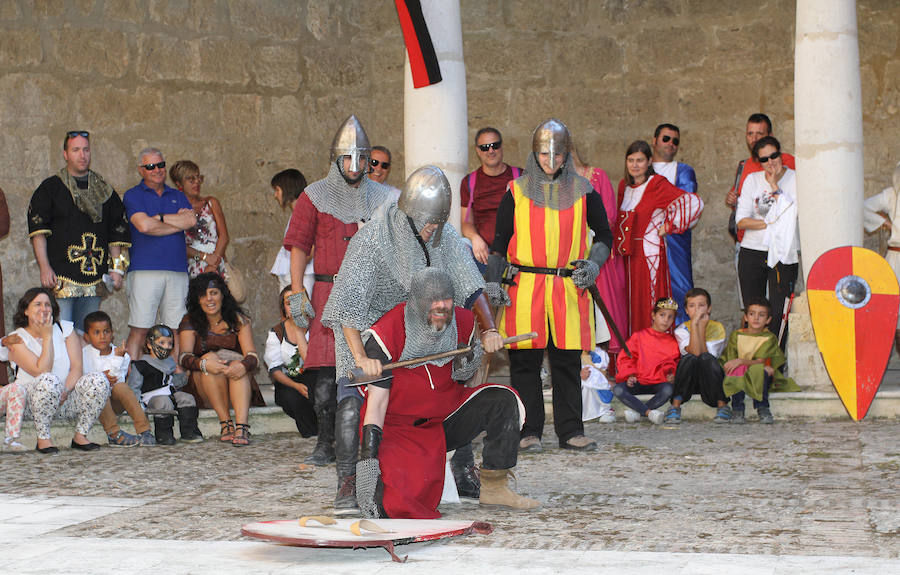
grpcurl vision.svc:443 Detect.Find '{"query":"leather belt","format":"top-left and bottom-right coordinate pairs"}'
top-left (889, 246), bottom-right (900, 253)
top-left (314, 274), bottom-right (337, 283)
top-left (515, 265), bottom-right (573, 277)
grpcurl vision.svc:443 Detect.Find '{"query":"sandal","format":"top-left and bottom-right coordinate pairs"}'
top-left (219, 420), bottom-right (235, 442)
top-left (232, 423), bottom-right (251, 447)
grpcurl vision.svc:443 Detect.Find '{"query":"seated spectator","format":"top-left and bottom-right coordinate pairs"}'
top-left (269, 169), bottom-right (314, 293)
top-left (0, 333), bottom-right (27, 452)
top-left (170, 160), bottom-right (229, 279)
top-left (613, 298), bottom-right (679, 425)
top-left (179, 272), bottom-right (264, 446)
top-left (7, 288), bottom-right (110, 453)
top-left (668, 288), bottom-right (728, 424)
top-left (129, 325), bottom-right (202, 445)
top-left (720, 297), bottom-right (801, 424)
top-left (580, 347), bottom-right (615, 423)
top-left (264, 286), bottom-right (317, 437)
top-left (82, 310), bottom-right (153, 447)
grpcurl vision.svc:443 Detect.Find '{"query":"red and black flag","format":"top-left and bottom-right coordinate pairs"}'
top-left (394, 0), bottom-right (442, 88)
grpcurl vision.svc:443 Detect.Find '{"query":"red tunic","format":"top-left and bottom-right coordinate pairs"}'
top-left (361, 304), bottom-right (489, 519)
top-left (615, 327), bottom-right (680, 384)
top-left (616, 175), bottom-right (703, 336)
top-left (282, 193), bottom-right (360, 368)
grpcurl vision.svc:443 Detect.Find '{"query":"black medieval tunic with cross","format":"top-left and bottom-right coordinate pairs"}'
top-left (28, 175), bottom-right (131, 288)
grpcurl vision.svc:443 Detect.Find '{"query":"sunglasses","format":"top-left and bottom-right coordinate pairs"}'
top-left (370, 158), bottom-right (391, 170)
top-left (661, 135), bottom-right (680, 146)
top-left (758, 151), bottom-right (781, 164)
top-left (478, 141), bottom-right (502, 152)
top-left (66, 130), bottom-right (90, 139)
top-left (140, 161), bottom-right (167, 170)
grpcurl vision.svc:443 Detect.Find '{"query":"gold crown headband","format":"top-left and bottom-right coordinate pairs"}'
top-left (655, 298), bottom-right (678, 311)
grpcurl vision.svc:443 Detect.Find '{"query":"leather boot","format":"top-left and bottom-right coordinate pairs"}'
top-left (334, 395), bottom-right (362, 516)
top-left (479, 468), bottom-right (540, 510)
top-left (177, 406), bottom-right (204, 443)
top-left (305, 370), bottom-right (336, 465)
top-left (450, 443), bottom-right (480, 500)
top-left (154, 415), bottom-right (176, 446)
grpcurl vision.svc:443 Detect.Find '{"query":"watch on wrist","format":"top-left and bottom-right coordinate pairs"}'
top-left (159, 213), bottom-right (164, 223)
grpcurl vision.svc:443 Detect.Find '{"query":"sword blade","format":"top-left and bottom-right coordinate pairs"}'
top-left (587, 284), bottom-right (632, 358)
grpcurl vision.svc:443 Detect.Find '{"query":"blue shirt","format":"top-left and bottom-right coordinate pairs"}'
top-left (123, 182), bottom-right (192, 272)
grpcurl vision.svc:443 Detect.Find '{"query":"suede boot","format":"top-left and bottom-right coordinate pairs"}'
top-left (479, 468), bottom-right (540, 510)
top-left (154, 415), bottom-right (176, 446)
top-left (334, 395), bottom-right (362, 516)
top-left (177, 406), bottom-right (204, 443)
top-left (305, 371), bottom-right (337, 465)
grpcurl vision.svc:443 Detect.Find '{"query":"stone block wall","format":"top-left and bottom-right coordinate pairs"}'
top-left (0, 1), bottom-right (897, 372)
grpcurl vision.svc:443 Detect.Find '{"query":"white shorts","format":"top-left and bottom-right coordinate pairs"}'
top-left (126, 270), bottom-right (189, 330)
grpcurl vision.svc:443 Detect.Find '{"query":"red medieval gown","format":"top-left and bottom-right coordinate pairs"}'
top-left (616, 175), bottom-right (703, 336)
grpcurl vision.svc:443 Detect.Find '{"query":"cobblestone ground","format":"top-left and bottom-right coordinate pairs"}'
top-left (4, 419), bottom-right (898, 557)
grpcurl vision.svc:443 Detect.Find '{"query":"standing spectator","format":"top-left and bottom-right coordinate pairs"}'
top-left (7, 288), bottom-right (110, 453)
top-left (170, 161), bottom-right (229, 279)
top-left (269, 169), bottom-right (313, 293)
top-left (460, 127), bottom-right (521, 269)
top-left (27, 131), bottom-right (131, 334)
top-left (735, 136), bottom-right (799, 341)
top-left (488, 119), bottom-right (611, 453)
top-left (0, 185), bottom-right (10, 385)
top-left (651, 123), bottom-right (699, 325)
top-left (122, 148), bottom-right (197, 360)
top-left (368, 146), bottom-right (392, 184)
top-left (863, 161), bottom-right (900, 355)
top-left (615, 140), bottom-right (703, 337)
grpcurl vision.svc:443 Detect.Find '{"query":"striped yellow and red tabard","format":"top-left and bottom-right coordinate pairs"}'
top-left (498, 180), bottom-right (595, 350)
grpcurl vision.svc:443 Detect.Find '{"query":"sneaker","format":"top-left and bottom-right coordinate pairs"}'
top-left (647, 409), bottom-right (665, 425)
top-left (562, 435), bottom-right (598, 451)
top-left (624, 409), bottom-right (641, 423)
top-left (757, 407), bottom-right (774, 424)
top-left (2, 437), bottom-right (27, 453)
top-left (597, 412), bottom-right (616, 423)
top-left (713, 405), bottom-right (732, 423)
top-left (664, 406), bottom-right (682, 424)
top-left (731, 410), bottom-right (745, 424)
top-left (107, 430), bottom-right (141, 448)
top-left (139, 430), bottom-right (157, 446)
top-left (519, 436), bottom-right (543, 452)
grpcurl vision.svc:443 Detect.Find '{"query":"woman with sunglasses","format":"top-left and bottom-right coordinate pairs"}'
top-left (735, 136), bottom-right (799, 340)
top-left (170, 160), bottom-right (230, 279)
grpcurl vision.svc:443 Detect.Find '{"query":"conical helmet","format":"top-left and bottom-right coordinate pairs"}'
top-left (330, 114), bottom-right (371, 179)
top-left (398, 165), bottom-right (452, 246)
top-left (531, 118), bottom-right (571, 172)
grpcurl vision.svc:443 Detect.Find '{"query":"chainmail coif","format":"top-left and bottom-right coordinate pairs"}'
top-left (398, 268), bottom-right (458, 367)
top-left (521, 153), bottom-right (594, 211)
top-left (304, 163), bottom-right (395, 224)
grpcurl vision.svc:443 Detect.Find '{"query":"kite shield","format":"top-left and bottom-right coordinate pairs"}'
top-left (807, 246), bottom-right (899, 421)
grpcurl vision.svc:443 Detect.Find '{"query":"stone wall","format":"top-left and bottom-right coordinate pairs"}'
top-left (0, 0), bottom-right (897, 369)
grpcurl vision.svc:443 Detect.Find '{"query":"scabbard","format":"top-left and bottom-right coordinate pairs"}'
top-left (587, 284), bottom-right (632, 358)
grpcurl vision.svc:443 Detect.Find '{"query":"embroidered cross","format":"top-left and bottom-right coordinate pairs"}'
top-left (68, 233), bottom-right (105, 276)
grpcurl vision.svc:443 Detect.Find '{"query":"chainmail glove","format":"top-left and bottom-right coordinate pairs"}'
top-left (452, 339), bottom-right (483, 382)
top-left (484, 282), bottom-right (511, 307)
top-left (569, 259), bottom-right (600, 289)
top-left (287, 290), bottom-right (315, 329)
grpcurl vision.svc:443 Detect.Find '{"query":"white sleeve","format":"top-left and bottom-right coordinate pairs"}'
top-left (264, 330), bottom-right (283, 370)
top-left (59, 320), bottom-right (75, 338)
top-left (117, 352), bottom-right (131, 382)
top-left (735, 175), bottom-right (758, 221)
top-left (863, 187), bottom-right (894, 233)
top-left (707, 337), bottom-right (726, 359)
top-left (674, 323), bottom-right (690, 355)
top-left (0, 344), bottom-right (8, 363)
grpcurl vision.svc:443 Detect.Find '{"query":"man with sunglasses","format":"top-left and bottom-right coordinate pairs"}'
top-left (28, 131), bottom-right (131, 334)
top-left (460, 127), bottom-right (521, 271)
top-left (122, 148), bottom-right (197, 360)
top-left (651, 123), bottom-right (698, 325)
top-left (369, 145), bottom-right (401, 201)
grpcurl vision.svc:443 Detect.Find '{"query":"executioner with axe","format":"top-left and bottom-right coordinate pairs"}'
top-left (351, 267), bottom-right (539, 518)
top-left (485, 118), bottom-right (614, 453)
top-left (321, 165), bottom-right (506, 516)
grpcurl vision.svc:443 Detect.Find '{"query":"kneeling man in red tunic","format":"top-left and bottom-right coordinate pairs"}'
top-left (354, 268), bottom-right (539, 519)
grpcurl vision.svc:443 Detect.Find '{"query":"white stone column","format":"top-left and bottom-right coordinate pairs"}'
top-left (790, 0), bottom-right (864, 392)
top-left (403, 0), bottom-right (467, 228)
top-left (795, 0), bottom-right (864, 272)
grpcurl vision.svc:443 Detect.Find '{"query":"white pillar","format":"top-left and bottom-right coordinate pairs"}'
top-left (795, 0), bottom-right (864, 276)
top-left (403, 0), bottom-right (467, 229)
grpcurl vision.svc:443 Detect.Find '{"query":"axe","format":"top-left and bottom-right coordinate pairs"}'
top-left (346, 331), bottom-right (538, 386)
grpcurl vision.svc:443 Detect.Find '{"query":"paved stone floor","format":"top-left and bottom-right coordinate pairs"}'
top-left (0, 418), bottom-right (897, 573)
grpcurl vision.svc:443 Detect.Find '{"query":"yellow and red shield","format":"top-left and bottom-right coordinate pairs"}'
top-left (808, 246), bottom-right (899, 421)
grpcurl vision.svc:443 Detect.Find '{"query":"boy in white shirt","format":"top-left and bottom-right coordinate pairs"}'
top-left (83, 311), bottom-right (154, 446)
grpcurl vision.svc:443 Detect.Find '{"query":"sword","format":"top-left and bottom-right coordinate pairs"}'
top-left (346, 332), bottom-right (537, 386)
top-left (586, 284), bottom-right (632, 358)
